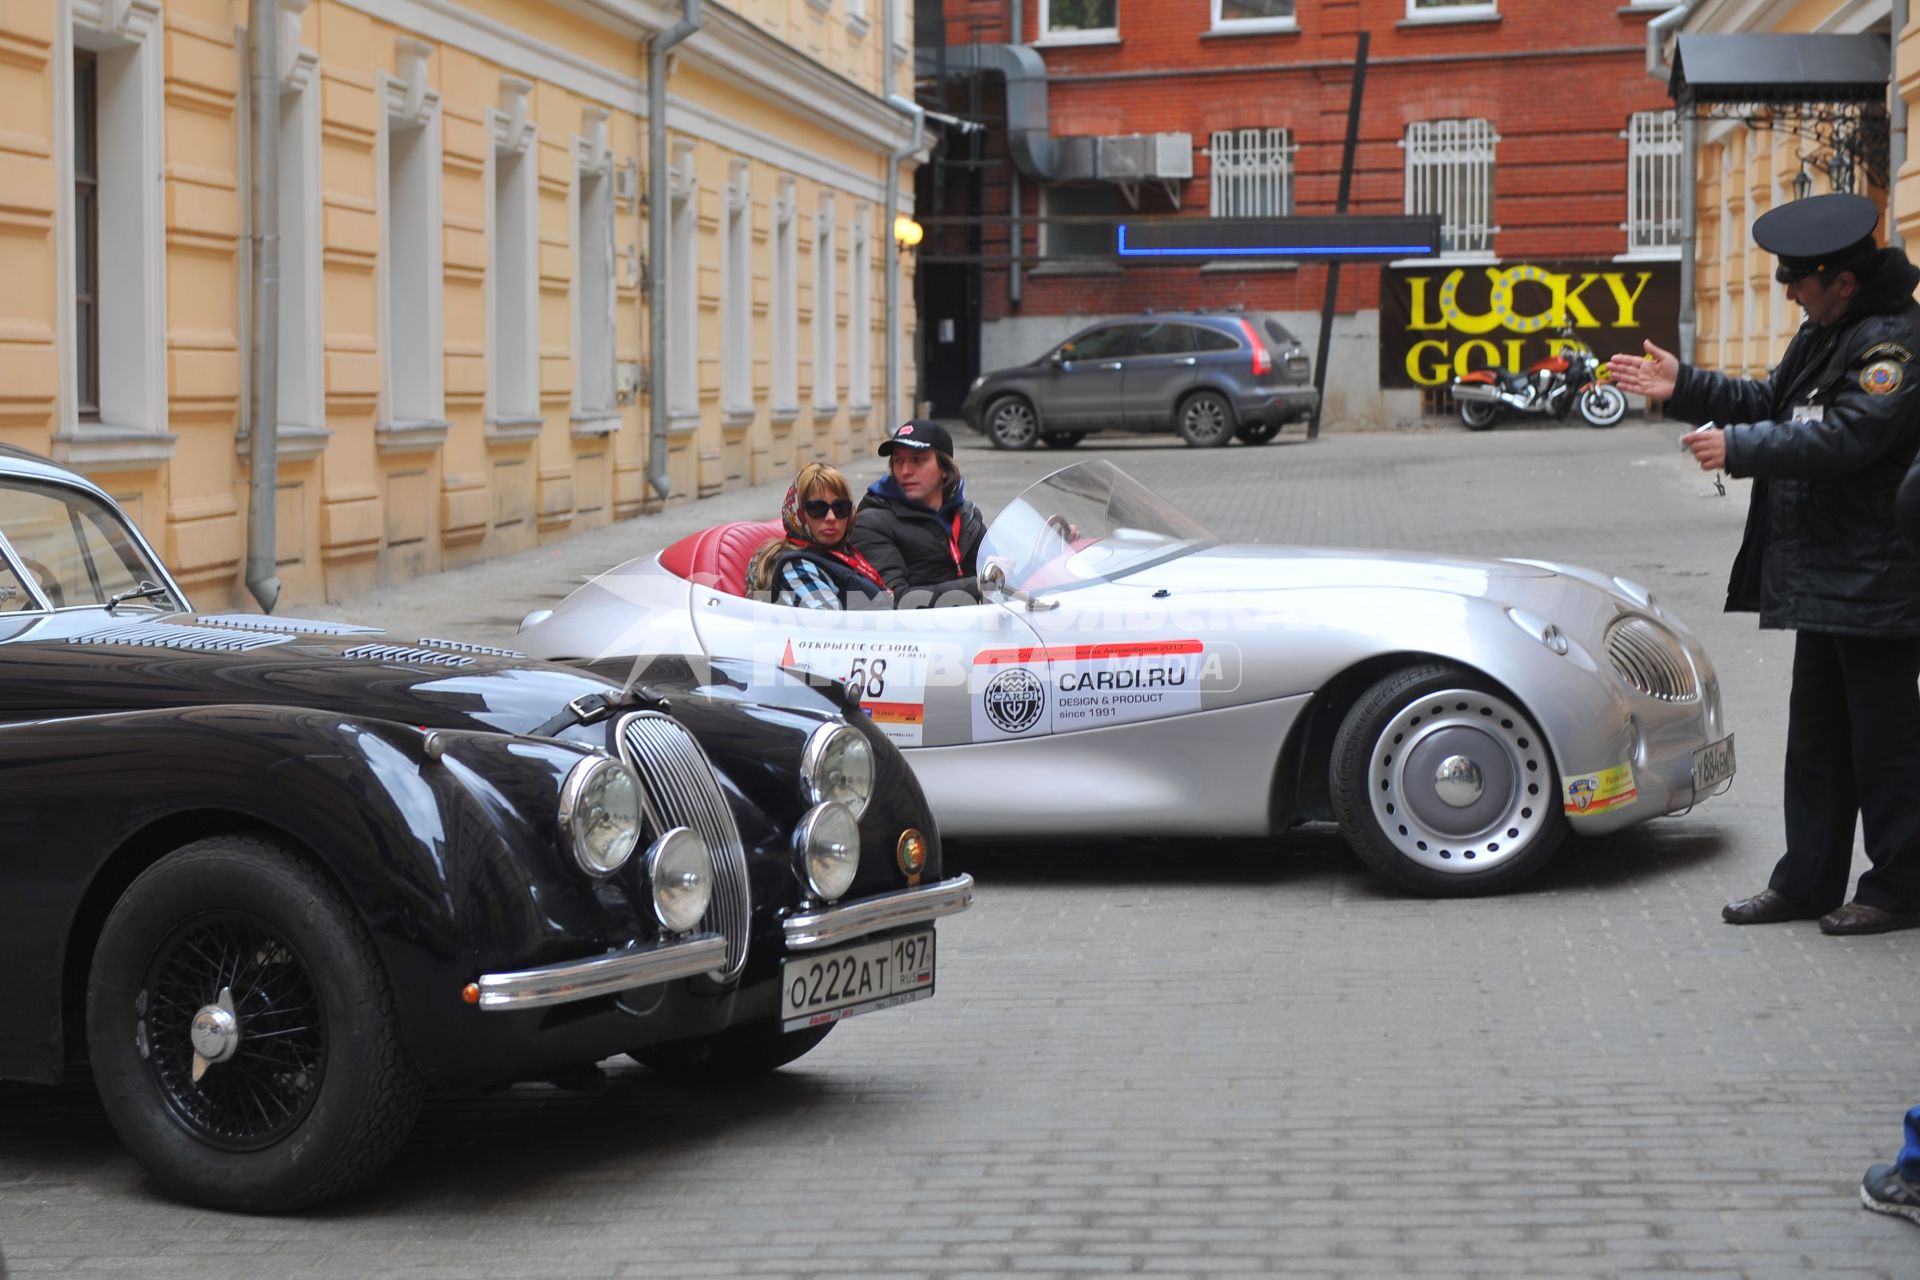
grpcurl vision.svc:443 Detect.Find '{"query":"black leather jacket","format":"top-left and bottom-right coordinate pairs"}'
top-left (849, 478), bottom-right (987, 609)
top-left (1666, 248), bottom-right (1920, 636)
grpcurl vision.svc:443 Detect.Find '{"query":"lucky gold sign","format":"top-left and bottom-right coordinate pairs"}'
top-left (1378, 260), bottom-right (1681, 389)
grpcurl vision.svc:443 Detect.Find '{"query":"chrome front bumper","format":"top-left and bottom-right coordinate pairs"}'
top-left (783, 874), bottom-right (975, 951)
top-left (475, 932), bottom-right (728, 1012)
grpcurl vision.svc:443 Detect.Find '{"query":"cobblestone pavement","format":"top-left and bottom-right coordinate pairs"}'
top-left (3, 422), bottom-right (1915, 1278)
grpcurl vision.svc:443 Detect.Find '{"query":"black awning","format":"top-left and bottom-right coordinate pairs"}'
top-left (1670, 33), bottom-right (1888, 106)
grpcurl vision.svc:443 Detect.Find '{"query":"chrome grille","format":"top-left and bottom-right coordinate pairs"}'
top-left (197, 614), bottom-right (382, 636)
top-left (618, 711), bottom-right (750, 981)
top-left (1604, 615), bottom-right (1699, 703)
top-left (341, 643), bottom-right (475, 668)
top-left (419, 637), bottom-right (525, 658)
top-left (66, 622), bottom-right (291, 653)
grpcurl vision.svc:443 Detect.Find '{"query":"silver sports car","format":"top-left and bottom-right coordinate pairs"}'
top-left (519, 460), bottom-right (1735, 897)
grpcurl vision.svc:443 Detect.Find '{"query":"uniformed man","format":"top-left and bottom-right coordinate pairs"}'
top-left (1609, 191), bottom-right (1920, 936)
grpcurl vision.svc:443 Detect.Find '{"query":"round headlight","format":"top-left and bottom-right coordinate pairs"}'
top-left (646, 826), bottom-right (712, 933)
top-left (801, 723), bottom-right (874, 818)
top-left (795, 801), bottom-right (860, 901)
top-left (560, 757), bottom-right (642, 876)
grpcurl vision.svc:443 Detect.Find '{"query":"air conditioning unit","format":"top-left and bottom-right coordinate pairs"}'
top-left (1094, 133), bottom-right (1192, 181)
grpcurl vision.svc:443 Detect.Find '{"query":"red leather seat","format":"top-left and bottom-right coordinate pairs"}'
top-left (658, 520), bottom-right (784, 596)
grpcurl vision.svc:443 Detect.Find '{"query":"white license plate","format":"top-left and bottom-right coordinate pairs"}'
top-left (1693, 734), bottom-right (1736, 792)
top-left (781, 930), bottom-right (935, 1032)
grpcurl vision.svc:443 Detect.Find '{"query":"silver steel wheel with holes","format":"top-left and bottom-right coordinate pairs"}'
top-left (984, 396), bottom-right (1040, 450)
top-left (1330, 664), bottom-right (1567, 896)
top-left (1578, 383), bottom-right (1627, 428)
top-left (1175, 391), bottom-right (1234, 447)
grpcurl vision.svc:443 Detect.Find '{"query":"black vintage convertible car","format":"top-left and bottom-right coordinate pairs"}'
top-left (0, 448), bottom-right (971, 1212)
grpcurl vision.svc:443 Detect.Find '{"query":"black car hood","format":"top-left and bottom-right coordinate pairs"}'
top-left (0, 609), bottom-right (618, 735)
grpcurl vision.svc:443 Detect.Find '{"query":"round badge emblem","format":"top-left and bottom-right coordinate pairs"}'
top-left (983, 667), bottom-right (1046, 734)
top-left (1860, 359), bottom-right (1904, 396)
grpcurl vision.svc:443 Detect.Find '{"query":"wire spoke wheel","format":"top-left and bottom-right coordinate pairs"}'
top-left (140, 913), bottom-right (326, 1151)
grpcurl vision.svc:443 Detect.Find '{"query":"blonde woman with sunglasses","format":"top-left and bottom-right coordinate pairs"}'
top-left (747, 462), bottom-right (892, 610)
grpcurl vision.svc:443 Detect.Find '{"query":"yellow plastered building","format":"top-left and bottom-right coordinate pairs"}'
top-left (0, 0), bottom-right (922, 605)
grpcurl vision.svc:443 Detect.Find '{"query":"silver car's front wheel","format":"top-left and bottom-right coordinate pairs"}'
top-left (1330, 664), bottom-right (1566, 896)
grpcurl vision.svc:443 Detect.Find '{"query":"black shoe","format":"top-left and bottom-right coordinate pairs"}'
top-left (1721, 889), bottom-right (1823, 925)
top-left (1820, 902), bottom-right (1920, 936)
top-left (1862, 1164), bottom-right (1920, 1225)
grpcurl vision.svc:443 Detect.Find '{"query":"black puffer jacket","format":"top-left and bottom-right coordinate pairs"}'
top-left (849, 475), bottom-right (987, 609)
top-left (1666, 247), bottom-right (1920, 636)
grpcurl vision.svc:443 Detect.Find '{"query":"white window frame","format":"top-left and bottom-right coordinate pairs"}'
top-left (376, 39), bottom-right (447, 452)
top-left (487, 75), bottom-right (540, 438)
top-left (572, 108), bottom-right (617, 433)
top-left (849, 210), bottom-right (872, 411)
top-left (1209, 128), bottom-right (1295, 218)
top-left (813, 194), bottom-right (838, 414)
top-left (1038, 0), bottom-right (1120, 46)
top-left (891, 0), bottom-right (910, 56)
top-left (1404, 0), bottom-right (1498, 22)
top-left (1403, 118), bottom-right (1499, 258)
top-left (722, 160), bottom-right (754, 419)
top-left (1622, 109), bottom-right (1683, 258)
top-left (847, 0), bottom-right (870, 38)
top-left (667, 140), bottom-right (699, 421)
top-left (772, 178), bottom-right (800, 418)
top-left (50, 0), bottom-right (172, 470)
top-left (1209, 0), bottom-right (1297, 35)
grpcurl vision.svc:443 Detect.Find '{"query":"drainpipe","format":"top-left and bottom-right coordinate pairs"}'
top-left (647, 0), bottom-right (702, 500)
top-left (1893, 0), bottom-right (1908, 252)
top-left (883, 0), bottom-right (923, 425)
top-left (885, 96), bottom-right (922, 425)
top-left (245, 0), bottom-right (280, 611)
top-left (1010, 0), bottom-right (1023, 307)
top-left (1649, 0), bottom-right (1699, 366)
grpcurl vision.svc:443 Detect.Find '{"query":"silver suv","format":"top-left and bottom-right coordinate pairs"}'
top-left (961, 312), bottom-right (1318, 449)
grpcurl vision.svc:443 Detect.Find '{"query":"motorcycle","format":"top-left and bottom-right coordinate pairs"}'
top-left (1449, 329), bottom-right (1627, 431)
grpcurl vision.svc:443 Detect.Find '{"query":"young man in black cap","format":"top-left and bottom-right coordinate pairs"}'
top-left (848, 419), bottom-right (988, 608)
top-left (1609, 191), bottom-right (1920, 936)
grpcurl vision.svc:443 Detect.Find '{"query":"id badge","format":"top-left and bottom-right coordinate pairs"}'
top-left (1791, 403), bottom-right (1825, 424)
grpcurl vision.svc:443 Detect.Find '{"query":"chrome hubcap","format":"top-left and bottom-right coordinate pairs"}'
top-left (1365, 686), bottom-right (1551, 874)
top-left (189, 986), bottom-right (240, 1083)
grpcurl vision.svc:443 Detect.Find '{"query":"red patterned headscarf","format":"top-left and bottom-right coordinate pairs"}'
top-left (781, 472), bottom-right (886, 590)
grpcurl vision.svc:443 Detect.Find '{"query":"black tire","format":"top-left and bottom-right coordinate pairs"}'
top-left (1578, 383), bottom-right (1627, 428)
top-left (1175, 390), bottom-right (1235, 447)
top-left (1040, 431), bottom-right (1085, 449)
top-left (87, 835), bottom-right (423, 1212)
top-left (1329, 663), bottom-right (1567, 897)
top-left (984, 395), bottom-right (1040, 450)
top-left (1235, 422), bottom-right (1282, 445)
top-left (630, 1020), bottom-right (834, 1082)
top-left (1458, 401), bottom-right (1498, 431)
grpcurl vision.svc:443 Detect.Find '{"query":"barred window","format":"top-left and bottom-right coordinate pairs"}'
top-left (1209, 129), bottom-right (1295, 218)
top-left (1624, 110), bottom-right (1683, 254)
top-left (1404, 118), bottom-right (1498, 256)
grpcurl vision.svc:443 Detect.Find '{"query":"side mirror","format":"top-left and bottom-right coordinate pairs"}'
top-left (1049, 349), bottom-right (1068, 366)
top-left (980, 561), bottom-right (1006, 595)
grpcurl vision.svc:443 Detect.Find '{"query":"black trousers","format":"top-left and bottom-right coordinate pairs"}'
top-left (1768, 630), bottom-right (1920, 912)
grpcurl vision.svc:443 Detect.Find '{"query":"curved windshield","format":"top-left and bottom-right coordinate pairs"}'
top-left (979, 460), bottom-right (1217, 594)
top-left (0, 478), bottom-right (176, 612)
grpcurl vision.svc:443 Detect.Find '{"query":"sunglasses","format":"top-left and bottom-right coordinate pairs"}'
top-left (803, 498), bottom-right (853, 519)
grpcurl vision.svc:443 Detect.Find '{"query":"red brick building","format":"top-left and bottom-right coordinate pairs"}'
top-left (915, 0), bottom-right (1684, 426)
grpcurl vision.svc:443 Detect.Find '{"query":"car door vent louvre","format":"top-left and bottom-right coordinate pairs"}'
top-left (196, 613), bottom-right (384, 636)
top-left (65, 622), bottom-right (294, 652)
top-left (418, 637), bottom-right (526, 658)
top-left (340, 643), bottom-right (477, 668)
top-left (1604, 616), bottom-right (1699, 703)
top-left (618, 711), bottom-right (750, 982)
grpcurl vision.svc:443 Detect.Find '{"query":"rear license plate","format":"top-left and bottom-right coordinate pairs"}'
top-left (781, 930), bottom-right (935, 1032)
top-left (1693, 734), bottom-right (1736, 792)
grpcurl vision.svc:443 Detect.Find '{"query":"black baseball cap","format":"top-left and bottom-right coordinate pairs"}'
top-left (1755, 192), bottom-right (1879, 282)
top-left (878, 418), bottom-right (955, 457)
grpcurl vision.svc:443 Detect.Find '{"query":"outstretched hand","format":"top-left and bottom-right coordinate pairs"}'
top-left (1606, 340), bottom-right (1679, 400)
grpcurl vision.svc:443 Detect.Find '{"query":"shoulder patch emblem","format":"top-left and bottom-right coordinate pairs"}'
top-left (1861, 360), bottom-right (1905, 396)
top-left (1861, 341), bottom-right (1916, 364)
